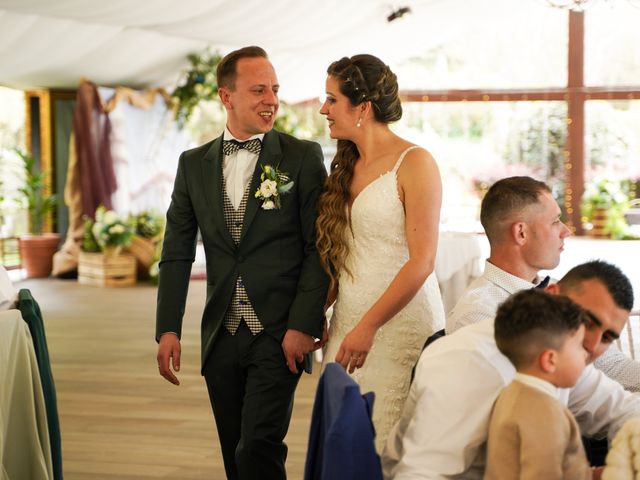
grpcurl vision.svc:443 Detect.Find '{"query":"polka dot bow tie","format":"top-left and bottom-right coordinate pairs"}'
top-left (222, 138), bottom-right (262, 156)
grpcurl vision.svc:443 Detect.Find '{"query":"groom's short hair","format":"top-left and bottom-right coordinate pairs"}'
top-left (480, 176), bottom-right (551, 244)
top-left (217, 46), bottom-right (269, 90)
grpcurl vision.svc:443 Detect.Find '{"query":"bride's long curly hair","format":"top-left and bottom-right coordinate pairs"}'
top-left (316, 54), bottom-right (403, 288)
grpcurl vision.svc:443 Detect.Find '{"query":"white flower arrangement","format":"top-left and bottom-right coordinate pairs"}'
top-left (83, 205), bottom-right (135, 253)
top-left (254, 164), bottom-right (294, 210)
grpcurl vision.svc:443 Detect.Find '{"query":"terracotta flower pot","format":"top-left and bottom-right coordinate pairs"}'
top-left (588, 207), bottom-right (611, 239)
top-left (20, 233), bottom-right (61, 278)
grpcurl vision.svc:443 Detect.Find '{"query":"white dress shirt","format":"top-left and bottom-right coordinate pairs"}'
top-left (445, 260), bottom-right (537, 334)
top-left (222, 128), bottom-right (264, 209)
top-left (382, 318), bottom-right (640, 480)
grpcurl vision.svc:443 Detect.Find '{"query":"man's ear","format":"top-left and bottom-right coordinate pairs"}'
top-left (219, 87), bottom-right (232, 109)
top-left (544, 283), bottom-right (561, 295)
top-left (511, 221), bottom-right (527, 246)
top-left (539, 348), bottom-right (557, 373)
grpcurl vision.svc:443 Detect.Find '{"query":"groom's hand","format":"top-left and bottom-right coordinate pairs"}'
top-left (157, 332), bottom-right (181, 385)
top-left (282, 329), bottom-right (315, 374)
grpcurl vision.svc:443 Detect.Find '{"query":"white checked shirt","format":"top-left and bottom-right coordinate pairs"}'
top-left (445, 261), bottom-right (538, 334)
top-left (222, 128), bottom-right (264, 209)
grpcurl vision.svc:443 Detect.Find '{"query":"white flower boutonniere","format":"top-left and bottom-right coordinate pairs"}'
top-left (255, 164), bottom-right (294, 210)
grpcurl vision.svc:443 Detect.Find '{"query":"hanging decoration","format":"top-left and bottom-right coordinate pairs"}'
top-left (171, 50), bottom-right (222, 128)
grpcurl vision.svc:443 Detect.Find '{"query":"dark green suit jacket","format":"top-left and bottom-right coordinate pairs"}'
top-left (156, 129), bottom-right (329, 372)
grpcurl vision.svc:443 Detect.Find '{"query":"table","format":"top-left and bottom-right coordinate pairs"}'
top-left (0, 309), bottom-right (53, 480)
top-left (436, 232), bottom-right (488, 313)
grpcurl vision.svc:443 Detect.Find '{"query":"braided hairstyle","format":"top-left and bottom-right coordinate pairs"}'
top-left (316, 54), bottom-right (402, 288)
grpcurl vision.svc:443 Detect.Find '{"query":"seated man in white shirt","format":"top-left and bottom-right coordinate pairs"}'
top-left (446, 176), bottom-right (640, 391)
top-left (382, 260), bottom-right (636, 480)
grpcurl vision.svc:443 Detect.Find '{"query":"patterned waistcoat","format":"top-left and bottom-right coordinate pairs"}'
top-left (222, 183), bottom-right (263, 335)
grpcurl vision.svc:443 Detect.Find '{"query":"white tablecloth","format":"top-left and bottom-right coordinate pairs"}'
top-left (0, 309), bottom-right (53, 480)
top-left (436, 232), bottom-right (488, 313)
top-left (541, 237), bottom-right (640, 310)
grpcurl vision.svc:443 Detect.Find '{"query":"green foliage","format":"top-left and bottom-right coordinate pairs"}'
top-left (132, 210), bottom-right (165, 239)
top-left (82, 216), bottom-right (101, 252)
top-left (274, 102), bottom-right (327, 139)
top-left (16, 149), bottom-right (57, 235)
top-left (581, 179), bottom-right (631, 239)
top-left (172, 51), bottom-right (222, 129)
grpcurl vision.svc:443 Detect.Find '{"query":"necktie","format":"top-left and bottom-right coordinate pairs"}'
top-left (222, 138), bottom-right (262, 156)
top-left (535, 275), bottom-right (550, 289)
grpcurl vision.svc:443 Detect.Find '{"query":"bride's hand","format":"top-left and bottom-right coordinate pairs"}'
top-left (335, 323), bottom-right (376, 374)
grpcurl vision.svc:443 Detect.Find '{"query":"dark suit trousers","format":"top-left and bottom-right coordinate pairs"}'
top-left (204, 322), bottom-right (301, 480)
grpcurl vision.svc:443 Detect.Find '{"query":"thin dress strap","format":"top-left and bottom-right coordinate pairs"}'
top-left (392, 146), bottom-right (420, 173)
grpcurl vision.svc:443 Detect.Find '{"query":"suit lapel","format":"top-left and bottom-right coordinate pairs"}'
top-left (201, 135), bottom-right (235, 250)
top-left (240, 130), bottom-right (283, 241)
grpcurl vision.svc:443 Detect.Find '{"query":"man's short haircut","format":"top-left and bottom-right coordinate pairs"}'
top-left (495, 289), bottom-right (588, 370)
top-left (480, 176), bottom-right (551, 243)
top-left (559, 260), bottom-right (634, 311)
top-left (216, 46), bottom-right (268, 90)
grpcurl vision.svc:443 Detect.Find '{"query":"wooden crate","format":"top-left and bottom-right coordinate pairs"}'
top-left (78, 252), bottom-right (136, 287)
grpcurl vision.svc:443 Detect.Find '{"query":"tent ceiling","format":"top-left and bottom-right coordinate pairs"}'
top-left (0, 0), bottom-right (493, 101)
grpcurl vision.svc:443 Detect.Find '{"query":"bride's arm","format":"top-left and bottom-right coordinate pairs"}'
top-left (335, 147), bottom-right (442, 373)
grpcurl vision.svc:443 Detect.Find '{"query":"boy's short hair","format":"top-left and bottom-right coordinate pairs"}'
top-left (494, 289), bottom-right (589, 369)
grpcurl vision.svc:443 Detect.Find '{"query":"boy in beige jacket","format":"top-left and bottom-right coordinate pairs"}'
top-left (484, 289), bottom-right (601, 480)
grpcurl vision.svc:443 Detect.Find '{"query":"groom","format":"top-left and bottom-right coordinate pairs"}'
top-left (155, 46), bottom-right (329, 480)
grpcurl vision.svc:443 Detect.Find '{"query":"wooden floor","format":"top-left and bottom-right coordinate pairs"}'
top-left (18, 277), bottom-right (320, 479)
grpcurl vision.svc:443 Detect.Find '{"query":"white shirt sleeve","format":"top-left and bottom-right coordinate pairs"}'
top-left (383, 347), bottom-right (511, 480)
top-left (593, 344), bottom-right (640, 393)
top-left (566, 363), bottom-right (640, 441)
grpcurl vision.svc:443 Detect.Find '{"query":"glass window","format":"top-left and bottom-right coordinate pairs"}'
top-left (0, 86), bottom-right (26, 237)
top-left (394, 101), bottom-right (567, 230)
top-left (585, 3), bottom-right (640, 87)
top-left (585, 99), bottom-right (640, 186)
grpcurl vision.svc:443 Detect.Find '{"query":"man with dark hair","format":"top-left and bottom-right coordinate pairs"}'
top-left (383, 260), bottom-right (637, 479)
top-left (486, 290), bottom-right (594, 479)
top-left (155, 46), bottom-right (329, 479)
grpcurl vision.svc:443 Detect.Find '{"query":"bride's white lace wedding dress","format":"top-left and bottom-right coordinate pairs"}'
top-left (322, 146), bottom-right (445, 452)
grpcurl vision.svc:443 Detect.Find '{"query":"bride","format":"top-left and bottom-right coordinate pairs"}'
top-left (316, 54), bottom-right (445, 451)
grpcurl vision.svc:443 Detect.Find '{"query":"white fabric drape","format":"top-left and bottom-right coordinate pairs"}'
top-left (0, 0), bottom-right (498, 101)
top-left (97, 86), bottom-right (188, 215)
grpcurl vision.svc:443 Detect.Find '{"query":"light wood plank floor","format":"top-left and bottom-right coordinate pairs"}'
top-left (17, 277), bottom-right (320, 479)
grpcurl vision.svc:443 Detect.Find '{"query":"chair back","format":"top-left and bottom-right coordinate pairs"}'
top-left (304, 363), bottom-right (382, 480)
top-left (616, 310), bottom-right (640, 359)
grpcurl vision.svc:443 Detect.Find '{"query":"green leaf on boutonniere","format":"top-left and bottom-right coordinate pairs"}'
top-left (255, 164), bottom-right (294, 210)
top-left (278, 181), bottom-right (294, 194)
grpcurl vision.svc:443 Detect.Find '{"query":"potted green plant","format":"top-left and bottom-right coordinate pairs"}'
top-left (16, 149), bottom-right (60, 277)
top-left (580, 179), bottom-right (630, 239)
